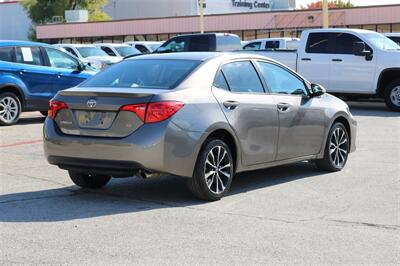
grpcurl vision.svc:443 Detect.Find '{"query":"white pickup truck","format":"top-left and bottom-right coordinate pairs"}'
top-left (252, 28), bottom-right (400, 111)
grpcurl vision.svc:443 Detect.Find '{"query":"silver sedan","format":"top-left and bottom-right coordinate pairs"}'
top-left (43, 52), bottom-right (357, 201)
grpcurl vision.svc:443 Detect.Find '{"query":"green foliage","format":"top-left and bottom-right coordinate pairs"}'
top-left (21, 0), bottom-right (111, 24)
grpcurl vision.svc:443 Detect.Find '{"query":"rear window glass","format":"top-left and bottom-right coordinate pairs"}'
top-left (306, 33), bottom-right (332, 54)
top-left (80, 59), bottom-right (201, 90)
top-left (0, 47), bottom-right (14, 62)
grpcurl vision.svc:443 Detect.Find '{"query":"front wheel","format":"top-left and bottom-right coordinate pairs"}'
top-left (315, 122), bottom-right (350, 172)
top-left (384, 79), bottom-right (400, 112)
top-left (0, 92), bottom-right (21, 126)
top-left (68, 171), bottom-right (111, 189)
top-left (187, 139), bottom-right (234, 201)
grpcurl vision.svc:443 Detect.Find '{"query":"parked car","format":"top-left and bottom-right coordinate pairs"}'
top-left (0, 41), bottom-right (96, 126)
top-left (93, 43), bottom-right (141, 58)
top-left (154, 33), bottom-right (242, 53)
top-left (124, 41), bottom-right (163, 53)
top-left (243, 37), bottom-right (300, 50)
top-left (384, 33), bottom-right (400, 46)
top-left (54, 44), bottom-right (121, 70)
top-left (43, 52), bottom-right (356, 201)
top-left (248, 28), bottom-right (400, 111)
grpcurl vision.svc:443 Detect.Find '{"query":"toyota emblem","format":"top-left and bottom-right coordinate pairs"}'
top-left (87, 99), bottom-right (97, 108)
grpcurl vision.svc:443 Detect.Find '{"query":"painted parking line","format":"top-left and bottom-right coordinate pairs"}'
top-left (0, 139), bottom-right (43, 148)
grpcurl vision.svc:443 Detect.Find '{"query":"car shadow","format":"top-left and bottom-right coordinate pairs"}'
top-left (0, 162), bottom-right (325, 223)
top-left (15, 116), bottom-right (46, 125)
top-left (347, 101), bottom-right (399, 117)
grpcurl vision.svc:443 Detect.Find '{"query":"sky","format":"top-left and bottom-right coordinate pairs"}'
top-left (296, 0), bottom-right (400, 8)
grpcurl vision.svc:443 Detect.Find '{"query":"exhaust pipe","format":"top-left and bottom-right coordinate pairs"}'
top-left (137, 169), bottom-right (162, 179)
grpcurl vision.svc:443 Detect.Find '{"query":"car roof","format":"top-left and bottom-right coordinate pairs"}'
top-left (126, 52), bottom-right (273, 62)
top-left (247, 38), bottom-right (300, 42)
top-left (57, 44), bottom-right (98, 48)
top-left (94, 43), bottom-right (130, 47)
top-left (304, 28), bottom-right (377, 35)
top-left (0, 40), bottom-right (51, 47)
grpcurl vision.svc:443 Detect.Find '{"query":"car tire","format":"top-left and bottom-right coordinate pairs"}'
top-left (383, 79), bottom-right (400, 112)
top-left (0, 92), bottom-right (21, 126)
top-left (40, 111), bottom-right (48, 117)
top-left (187, 139), bottom-right (234, 201)
top-left (315, 122), bottom-right (350, 172)
top-left (68, 171), bottom-right (111, 189)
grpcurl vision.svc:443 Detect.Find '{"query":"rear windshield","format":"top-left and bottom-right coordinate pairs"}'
top-left (80, 59), bottom-right (201, 90)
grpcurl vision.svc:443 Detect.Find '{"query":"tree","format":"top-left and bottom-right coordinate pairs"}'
top-left (302, 0), bottom-right (354, 9)
top-left (21, 0), bottom-right (111, 24)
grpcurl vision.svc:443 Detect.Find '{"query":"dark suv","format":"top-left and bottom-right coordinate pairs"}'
top-left (0, 41), bottom-right (95, 125)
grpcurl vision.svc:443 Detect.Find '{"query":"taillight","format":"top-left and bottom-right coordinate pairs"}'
top-left (48, 100), bottom-right (68, 119)
top-left (120, 103), bottom-right (147, 122)
top-left (120, 101), bottom-right (184, 124)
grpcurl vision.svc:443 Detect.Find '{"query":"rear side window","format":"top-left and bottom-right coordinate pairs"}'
top-left (221, 61), bottom-right (264, 93)
top-left (334, 33), bottom-right (365, 54)
top-left (188, 35), bottom-right (213, 51)
top-left (306, 33), bottom-right (332, 54)
top-left (243, 42), bottom-right (261, 50)
top-left (265, 41), bottom-right (280, 49)
top-left (213, 70), bottom-right (229, 91)
top-left (15, 47), bottom-right (43, 66)
top-left (80, 59), bottom-right (201, 90)
top-left (0, 47), bottom-right (14, 62)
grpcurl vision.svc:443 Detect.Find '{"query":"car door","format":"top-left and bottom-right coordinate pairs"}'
top-left (297, 32), bottom-right (333, 89)
top-left (255, 60), bottom-right (326, 160)
top-left (211, 60), bottom-right (279, 166)
top-left (43, 47), bottom-right (88, 93)
top-left (329, 32), bottom-right (376, 93)
top-left (13, 46), bottom-right (55, 109)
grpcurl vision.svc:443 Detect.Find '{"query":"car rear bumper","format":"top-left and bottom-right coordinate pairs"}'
top-left (43, 118), bottom-right (204, 178)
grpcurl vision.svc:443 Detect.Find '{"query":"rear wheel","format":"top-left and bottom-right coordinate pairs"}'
top-left (315, 122), bottom-right (350, 172)
top-left (384, 79), bottom-right (400, 112)
top-left (68, 171), bottom-right (111, 189)
top-left (187, 139), bottom-right (234, 201)
top-left (0, 92), bottom-right (21, 126)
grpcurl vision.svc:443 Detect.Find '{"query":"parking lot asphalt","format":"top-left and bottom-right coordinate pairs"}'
top-left (0, 101), bottom-right (399, 264)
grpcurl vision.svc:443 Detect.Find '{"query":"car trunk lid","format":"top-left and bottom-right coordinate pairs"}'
top-left (54, 87), bottom-right (166, 137)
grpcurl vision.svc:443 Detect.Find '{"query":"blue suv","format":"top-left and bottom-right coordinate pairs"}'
top-left (0, 41), bottom-right (96, 126)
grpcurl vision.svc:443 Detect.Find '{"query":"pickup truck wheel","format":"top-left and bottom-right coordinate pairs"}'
top-left (315, 122), bottom-right (349, 172)
top-left (384, 80), bottom-right (400, 112)
top-left (0, 92), bottom-right (21, 126)
top-left (187, 139), bottom-right (234, 201)
top-left (68, 171), bottom-right (111, 189)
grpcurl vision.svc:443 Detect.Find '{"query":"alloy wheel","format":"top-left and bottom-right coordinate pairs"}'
top-left (0, 96), bottom-right (19, 123)
top-left (204, 145), bottom-right (232, 194)
top-left (390, 86), bottom-right (400, 108)
top-left (329, 127), bottom-right (349, 168)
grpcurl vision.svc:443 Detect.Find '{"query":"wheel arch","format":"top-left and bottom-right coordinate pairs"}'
top-left (0, 84), bottom-right (25, 108)
top-left (376, 68), bottom-right (400, 96)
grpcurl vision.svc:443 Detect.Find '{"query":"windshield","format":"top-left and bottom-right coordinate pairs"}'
top-left (115, 46), bottom-right (140, 57)
top-left (363, 32), bottom-right (400, 50)
top-left (80, 59), bottom-right (201, 90)
top-left (149, 43), bottom-right (161, 51)
top-left (77, 47), bottom-right (108, 58)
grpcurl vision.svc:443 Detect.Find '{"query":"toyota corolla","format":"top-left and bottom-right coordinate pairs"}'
top-left (43, 52), bottom-right (357, 201)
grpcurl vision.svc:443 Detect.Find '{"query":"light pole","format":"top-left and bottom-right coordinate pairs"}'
top-left (199, 0), bottom-right (204, 33)
top-left (322, 0), bottom-right (329, 28)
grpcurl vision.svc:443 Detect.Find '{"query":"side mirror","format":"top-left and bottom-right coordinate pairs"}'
top-left (353, 41), bottom-right (373, 60)
top-left (76, 62), bottom-right (86, 72)
top-left (310, 83), bottom-right (326, 97)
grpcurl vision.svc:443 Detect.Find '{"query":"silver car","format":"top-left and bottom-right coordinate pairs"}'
top-left (43, 52), bottom-right (357, 201)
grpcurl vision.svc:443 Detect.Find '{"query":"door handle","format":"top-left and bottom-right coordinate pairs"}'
top-left (301, 58), bottom-right (311, 61)
top-left (19, 69), bottom-right (26, 75)
top-left (277, 103), bottom-right (291, 112)
top-left (223, 101), bottom-right (240, 110)
top-left (332, 59), bottom-right (343, 62)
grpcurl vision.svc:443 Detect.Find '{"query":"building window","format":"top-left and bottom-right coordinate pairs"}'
top-left (230, 31), bottom-right (243, 40)
top-left (158, 34), bottom-right (169, 41)
top-left (256, 30), bottom-right (270, 39)
top-left (377, 24), bottom-right (390, 33)
top-left (146, 34), bottom-right (158, 41)
top-left (392, 23), bottom-right (400, 33)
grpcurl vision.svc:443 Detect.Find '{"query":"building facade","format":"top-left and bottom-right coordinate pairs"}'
top-left (0, 0), bottom-right (31, 40)
top-left (36, 4), bottom-right (400, 44)
top-left (103, 0), bottom-right (296, 20)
